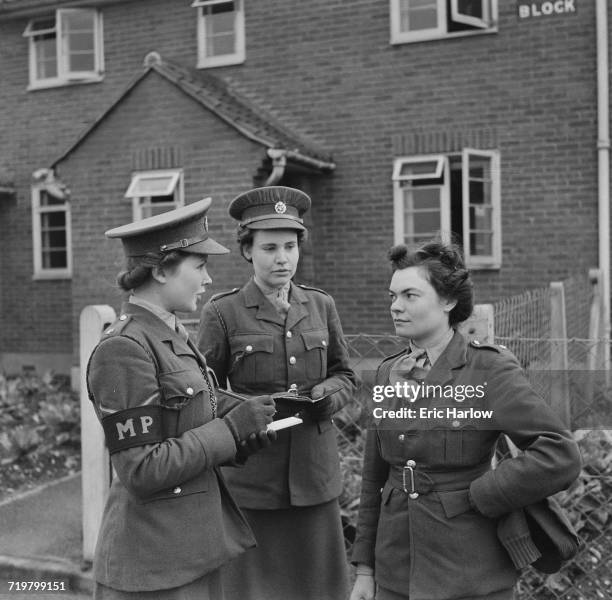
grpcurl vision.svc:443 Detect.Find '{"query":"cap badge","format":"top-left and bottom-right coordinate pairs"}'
top-left (274, 201), bottom-right (287, 214)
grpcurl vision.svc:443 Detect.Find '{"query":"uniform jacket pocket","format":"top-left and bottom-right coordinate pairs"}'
top-left (158, 370), bottom-right (208, 436)
top-left (301, 329), bottom-right (329, 380)
top-left (136, 470), bottom-right (210, 505)
top-left (438, 489), bottom-right (472, 518)
top-left (229, 333), bottom-right (274, 383)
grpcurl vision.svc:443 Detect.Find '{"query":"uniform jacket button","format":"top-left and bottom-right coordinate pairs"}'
top-left (173, 486), bottom-right (182, 494)
top-left (406, 459), bottom-right (416, 468)
top-left (289, 356), bottom-right (296, 365)
top-left (286, 331), bottom-right (292, 338)
top-left (246, 345), bottom-right (253, 352)
top-left (186, 387), bottom-right (194, 396)
top-left (119, 315), bottom-right (127, 321)
top-left (322, 340), bottom-right (327, 347)
top-left (398, 434), bottom-right (405, 441)
top-left (409, 492), bottom-right (419, 499)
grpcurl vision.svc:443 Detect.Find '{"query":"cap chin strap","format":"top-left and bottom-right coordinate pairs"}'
top-left (240, 214), bottom-right (304, 227)
top-left (160, 234), bottom-right (208, 252)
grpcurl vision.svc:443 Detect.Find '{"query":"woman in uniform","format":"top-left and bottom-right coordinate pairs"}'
top-left (197, 186), bottom-right (357, 600)
top-left (87, 198), bottom-right (276, 599)
top-left (349, 240), bottom-right (582, 600)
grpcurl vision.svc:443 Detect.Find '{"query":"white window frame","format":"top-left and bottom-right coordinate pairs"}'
top-left (31, 186), bottom-right (72, 279)
top-left (393, 154), bottom-right (451, 248)
top-left (392, 150), bottom-right (501, 269)
top-left (193, 0), bottom-right (245, 68)
top-left (23, 8), bottom-right (104, 90)
top-left (124, 169), bottom-right (184, 221)
top-left (390, 0), bottom-right (497, 45)
top-left (462, 148), bottom-right (501, 268)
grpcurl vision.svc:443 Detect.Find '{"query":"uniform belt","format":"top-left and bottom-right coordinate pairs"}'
top-left (387, 462), bottom-right (489, 498)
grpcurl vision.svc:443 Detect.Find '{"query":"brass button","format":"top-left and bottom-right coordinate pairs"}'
top-left (322, 340), bottom-right (327, 347)
top-left (409, 492), bottom-right (419, 499)
top-left (289, 383), bottom-right (298, 391)
top-left (119, 315), bottom-right (127, 321)
top-left (289, 356), bottom-right (296, 365)
top-left (186, 387), bottom-right (194, 396)
top-left (246, 345), bottom-right (253, 352)
top-left (398, 434), bottom-right (405, 441)
top-left (406, 459), bottom-right (416, 468)
top-left (173, 487), bottom-right (182, 494)
top-left (105, 328), bottom-right (114, 334)
top-left (286, 331), bottom-right (292, 338)
top-left (473, 340), bottom-right (480, 345)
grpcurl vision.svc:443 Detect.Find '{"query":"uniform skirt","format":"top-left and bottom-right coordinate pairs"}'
top-left (221, 499), bottom-right (349, 600)
top-left (94, 570), bottom-right (223, 600)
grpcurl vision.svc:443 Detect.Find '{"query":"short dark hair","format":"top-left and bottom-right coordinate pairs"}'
top-left (236, 226), bottom-right (307, 262)
top-left (116, 250), bottom-right (189, 291)
top-left (388, 240), bottom-right (474, 326)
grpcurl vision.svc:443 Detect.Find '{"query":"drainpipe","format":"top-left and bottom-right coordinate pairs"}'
top-left (596, 0), bottom-right (610, 363)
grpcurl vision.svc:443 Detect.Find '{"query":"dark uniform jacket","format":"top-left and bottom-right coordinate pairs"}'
top-left (87, 302), bottom-right (255, 592)
top-left (198, 278), bottom-right (357, 509)
top-left (351, 330), bottom-right (581, 600)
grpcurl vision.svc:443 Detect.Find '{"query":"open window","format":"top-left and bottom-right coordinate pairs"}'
top-left (193, 0), bottom-right (245, 68)
top-left (124, 170), bottom-right (184, 221)
top-left (390, 0), bottom-right (497, 44)
top-left (23, 9), bottom-right (104, 89)
top-left (392, 149), bottom-right (501, 268)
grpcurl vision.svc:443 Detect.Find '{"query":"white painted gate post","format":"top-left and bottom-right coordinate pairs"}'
top-left (79, 305), bottom-right (116, 562)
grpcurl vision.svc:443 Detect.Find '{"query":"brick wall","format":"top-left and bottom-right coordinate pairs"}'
top-left (0, 0), bottom-right (606, 364)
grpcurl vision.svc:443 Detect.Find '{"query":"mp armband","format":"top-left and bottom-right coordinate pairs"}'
top-left (102, 405), bottom-right (163, 454)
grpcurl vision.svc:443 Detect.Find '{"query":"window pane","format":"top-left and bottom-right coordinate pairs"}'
top-left (41, 211), bottom-right (67, 227)
top-left (403, 187), bottom-right (441, 243)
top-left (62, 10), bottom-right (95, 32)
top-left (35, 36), bottom-right (58, 79)
top-left (43, 249), bottom-right (68, 269)
top-left (61, 11), bottom-right (96, 73)
top-left (30, 18), bottom-right (56, 32)
top-left (470, 232), bottom-right (492, 256)
top-left (69, 52), bottom-right (95, 72)
top-left (210, 1), bottom-right (235, 15)
top-left (398, 160), bottom-right (441, 179)
top-left (400, 0), bottom-right (438, 32)
top-left (469, 205), bottom-right (492, 230)
top-left (126, 173), bottom-right (179, 197)
top-left (456, 0), bottom-right (483, 19)
top-left (42, 228), bottom-right (67, 249)
top-left (205, 7), bottom-right (236, 56)
top-left (39, 192), bottom-right (65, 207)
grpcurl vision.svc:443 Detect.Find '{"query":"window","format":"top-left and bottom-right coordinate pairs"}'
top-left (23, 9), bottom-right (104, 89)
top-left (125, 170), bottom-right (184, 221)
top-left (32, 187), bottom-right (72, 278)
top-left (390, 0), bottom-right (497, 44)
top-left (193, 0), bottom-right (245, 68)
top-left (393, 148), bottom-right (501, 268)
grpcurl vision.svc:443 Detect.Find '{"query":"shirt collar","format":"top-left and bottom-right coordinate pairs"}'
top-left (410, 328), bottom-right (455, 366)
top-left (128, 295), bottom-right (177, 331)
top-left (253, 277), bottom-right (291, 300)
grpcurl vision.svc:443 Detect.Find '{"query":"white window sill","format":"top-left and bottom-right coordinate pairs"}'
top-left (391, 27), bottom-right (497, 46)
top-left (467, 262), bottom-right (501, 271)
top-left (33, 271), bottom-right (72, 280)
top-left (27, 75), bottom-right (104, 91)
top-left (197, 55), bottom-right (245, 69)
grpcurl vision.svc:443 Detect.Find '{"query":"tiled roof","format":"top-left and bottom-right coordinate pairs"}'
top-left (53, 53), bottom-right (334, 171)
top-left (0, 0), bottom-right (122, 18)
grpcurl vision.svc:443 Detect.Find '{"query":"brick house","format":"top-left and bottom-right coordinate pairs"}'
top-left (0, 0), bottom-right (607, 376)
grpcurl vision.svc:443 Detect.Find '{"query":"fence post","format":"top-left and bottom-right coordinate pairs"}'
top-left (80, 305), bottom-right (115, 562)
top-left (549, 282), bottom-right (571, 426)
top-left (458, 304), bottom-right (494, 343)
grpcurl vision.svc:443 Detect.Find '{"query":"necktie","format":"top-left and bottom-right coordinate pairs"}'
top-left (174, 319), bottom-right (190, 343)
top-left (272, 286), bottom-right (291, 316)
top-left (389, 349), bottom-right (431, 388)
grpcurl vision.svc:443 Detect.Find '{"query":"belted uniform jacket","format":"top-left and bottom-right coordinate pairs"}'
top-left (351, 330), bottom-right (581, 600)
top-left (87, 302), bottom-right (255, 593)
top-left (197, 279), bottom-right (357, 509)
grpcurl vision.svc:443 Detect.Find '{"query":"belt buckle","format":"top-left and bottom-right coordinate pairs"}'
top-left (402, 465), bottom-right (419, 499)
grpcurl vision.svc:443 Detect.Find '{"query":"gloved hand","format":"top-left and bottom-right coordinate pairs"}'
top-left (236, 429), bottom-right (278, 462)
top-left (306, 384), bottom-right (339, 420)
top-left (224, 395), bottom-right (275, 443)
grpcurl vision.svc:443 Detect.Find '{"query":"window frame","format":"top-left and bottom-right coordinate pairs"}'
top-left (23, 8), bottom-right (104, 90)
top-left (31, 185), bottom-right (72, 279)
top-left (392, 149), bottom-right (501, 269)
top-left (390, 0), bottom-right (497, 45)
top-left (193, 0), bottom-right (245, 68)
top-left (124, 169), bottom-right (185, 222)
top-left (461, 147), bottom-right (501, 269)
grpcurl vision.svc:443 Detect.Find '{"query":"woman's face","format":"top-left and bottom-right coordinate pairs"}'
top-left (388, 266), bottom-right (456, 347)
top-left (159, 253), bottom-right (212, 313)
top-left (244, 229), bottom-right (299, 289)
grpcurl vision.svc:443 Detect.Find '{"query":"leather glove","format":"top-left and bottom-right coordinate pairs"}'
top-left (306, 384), bottom-right (339, 420)
top-left (224, 395), bottom-right (275, 443)
top-left (236, 429), bottom-right (278, 462)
